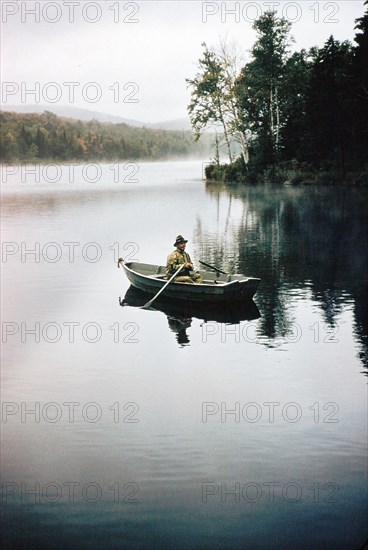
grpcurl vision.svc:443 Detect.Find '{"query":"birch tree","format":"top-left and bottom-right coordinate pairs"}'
top-left (236, 11), bottom-right (293, 165)
top-left (187, 43), bottom-right (233, 162)
top-left (216, 38), bottom-right (251, 165)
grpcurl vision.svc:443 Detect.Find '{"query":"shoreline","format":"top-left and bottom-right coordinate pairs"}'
top-left (205, 161), bottom-right (368, 187)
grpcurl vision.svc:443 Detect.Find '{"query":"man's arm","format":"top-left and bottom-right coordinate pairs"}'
top-left (185, 252), bottom-right (194, 270)
top-left (166, 251), bottom-right (182, 276)
top-left (166, 251), bottom-right (192, 276)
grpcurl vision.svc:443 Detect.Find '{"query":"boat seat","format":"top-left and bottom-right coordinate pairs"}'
top-left (147, 274), bottom-right (167, 279)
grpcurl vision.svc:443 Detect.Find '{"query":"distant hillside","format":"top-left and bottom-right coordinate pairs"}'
top-left (149, 118), bottom-right (192, 131)
top-left (0, 104), bottom-right (192, 131)
top-left (0, 110), bottom-right (212, 162)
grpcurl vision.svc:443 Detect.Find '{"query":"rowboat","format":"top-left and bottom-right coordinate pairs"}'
top-left (119, 260), bottom-right (260, 303)
top-left (120, 285), bottom-right (260, 324)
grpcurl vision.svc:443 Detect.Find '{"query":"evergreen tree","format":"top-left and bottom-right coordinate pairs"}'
top-left (305, 37), bottom-right (353, 172)
top-left (351, 0), bottom-right (368, 167)
top-left (281, 50), bottom-right (312, 163)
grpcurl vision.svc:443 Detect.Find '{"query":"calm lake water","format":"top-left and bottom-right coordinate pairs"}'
top-left (1, 160), bottom-right (367, 549)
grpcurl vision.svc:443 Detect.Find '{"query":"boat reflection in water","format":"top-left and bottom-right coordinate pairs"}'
top-left (120, 285), bottom-right (261, 346)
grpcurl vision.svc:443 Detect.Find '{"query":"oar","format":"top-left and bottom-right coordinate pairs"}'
top-left (141, 264), bottom-right (184, 309)
top-left (199, 260), bottom-right (227, 275)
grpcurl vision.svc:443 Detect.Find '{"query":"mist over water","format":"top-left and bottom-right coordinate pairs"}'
top-left (1, 160), bottom-right (367, 549)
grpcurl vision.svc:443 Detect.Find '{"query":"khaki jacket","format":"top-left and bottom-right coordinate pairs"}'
top-left (166, 249), bottom-right (193, 277)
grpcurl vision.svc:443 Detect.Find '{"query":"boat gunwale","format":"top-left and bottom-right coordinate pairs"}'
top-left (123, 261), bottom-right (259, 288)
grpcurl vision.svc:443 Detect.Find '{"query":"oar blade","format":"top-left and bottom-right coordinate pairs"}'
top-left (140, 300), bottom-right (153, 310)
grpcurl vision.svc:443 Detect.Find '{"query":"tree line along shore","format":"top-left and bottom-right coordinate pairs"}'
top-left (0, 110), bottom-right (211, 163)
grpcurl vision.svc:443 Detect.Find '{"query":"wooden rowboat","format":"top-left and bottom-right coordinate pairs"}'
top-left (119, 260), bottom-right (260, 303)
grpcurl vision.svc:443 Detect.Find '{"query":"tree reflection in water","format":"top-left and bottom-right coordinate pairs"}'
top-left (194, 183), bottom-right (368, 369)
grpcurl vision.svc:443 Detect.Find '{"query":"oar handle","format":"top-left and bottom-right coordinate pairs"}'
top-left (199, 260), bottom-right (227, 275)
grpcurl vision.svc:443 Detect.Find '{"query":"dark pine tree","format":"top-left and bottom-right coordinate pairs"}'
top-left (351, 0), bottom-right (368, 169)
top-left (304, 37), bottom-right (353, 175)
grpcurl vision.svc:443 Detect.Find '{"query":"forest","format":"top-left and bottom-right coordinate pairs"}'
top-left (0, 110), bottom-right (210, 162)
top-left (187, 2), bottom-right (368, 184)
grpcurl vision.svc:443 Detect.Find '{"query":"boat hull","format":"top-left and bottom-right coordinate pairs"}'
top-left (121, 262), bottom-right (260, 303)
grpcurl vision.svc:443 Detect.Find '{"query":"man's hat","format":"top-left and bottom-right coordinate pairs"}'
top-left (173, 235), bottom-right (188, 247)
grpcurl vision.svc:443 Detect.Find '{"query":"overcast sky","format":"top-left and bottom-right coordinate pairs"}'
top-left (1, 0), bottom-right (365, 123)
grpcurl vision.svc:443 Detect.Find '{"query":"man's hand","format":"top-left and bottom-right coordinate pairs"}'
top-left (184, 262), bottom-right (193, 269)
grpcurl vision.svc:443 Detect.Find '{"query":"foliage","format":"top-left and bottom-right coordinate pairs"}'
top-left (186, 41), bottom-right (251, 164)
top-left (186, 43), bottom-right (235, 162)
top-left (236, 11), bottom-right (293, 165)
top-left (190, 4), bottom-right (368, 184)
top-left (0, 110), bottom-right (211, 162)
top-left (205, 156), bottom-right (248, 183)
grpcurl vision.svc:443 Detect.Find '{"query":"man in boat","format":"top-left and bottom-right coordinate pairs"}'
top-left (166, 235), bottom-right (202, 284)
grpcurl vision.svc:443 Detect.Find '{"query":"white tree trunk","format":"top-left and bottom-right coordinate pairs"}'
top-left (270, 84), bottom-right (274, 139)
top-left (223, 126), bottom-right (233, 163)
top-left (275, 84), bottom-right (280, 155)
top-left (237, 132), bottom-right (249, 165)
top-left (219, 109), bottom-right (233, 163)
